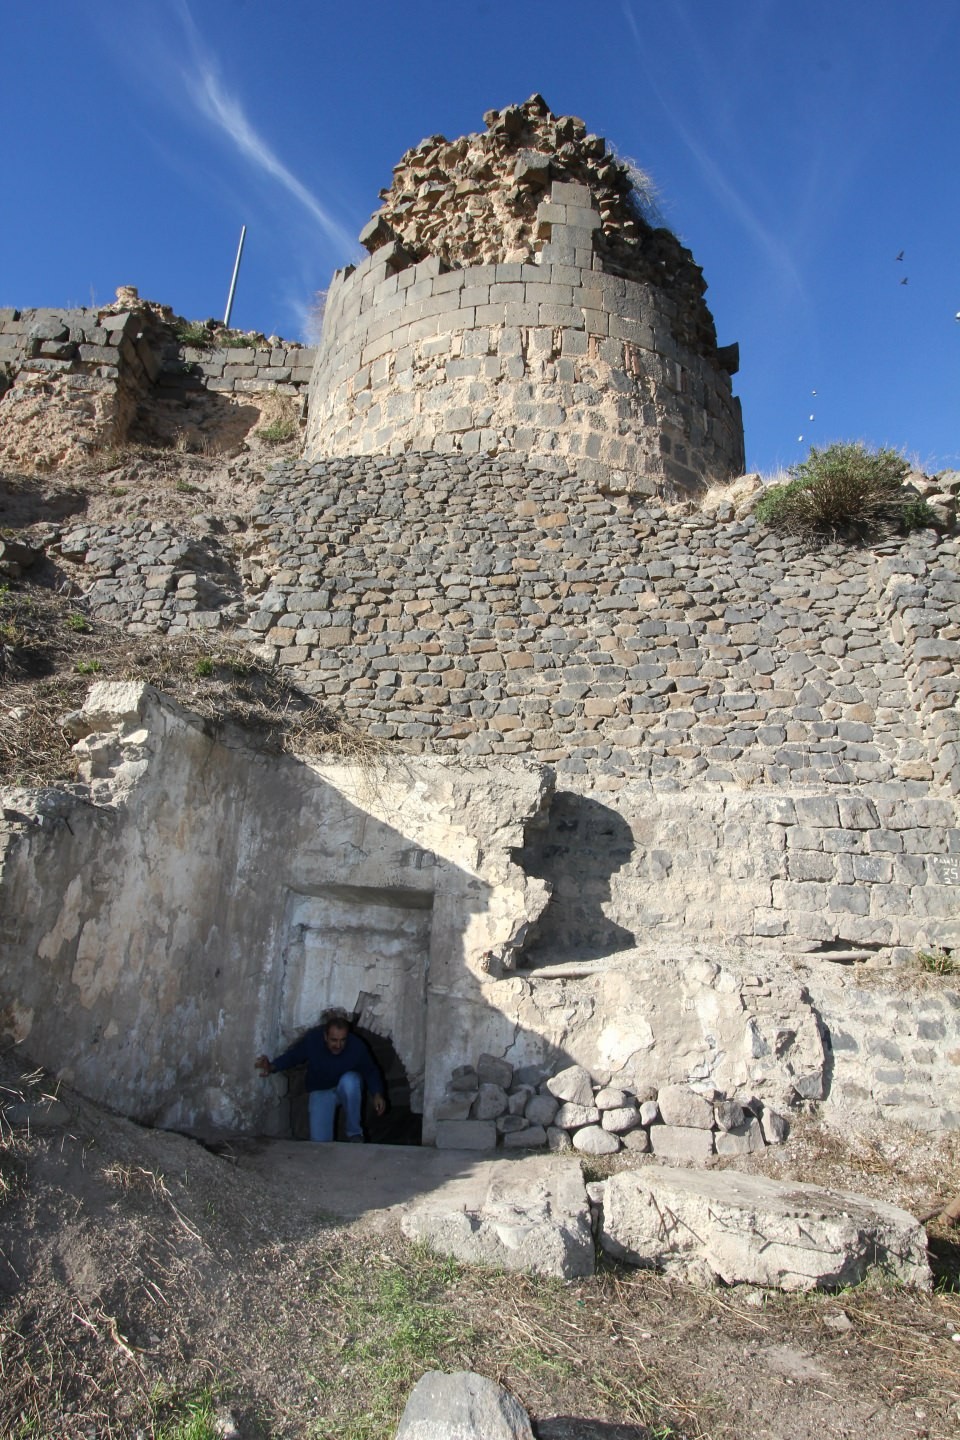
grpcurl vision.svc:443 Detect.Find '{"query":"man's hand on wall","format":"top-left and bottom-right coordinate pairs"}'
top-left (255, 1054), bottom-right (274, 1077)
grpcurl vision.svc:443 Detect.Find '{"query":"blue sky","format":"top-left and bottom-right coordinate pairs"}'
top-left (3, 0), bottom-right (958, 475)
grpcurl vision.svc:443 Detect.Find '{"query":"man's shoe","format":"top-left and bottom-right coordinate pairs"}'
top-left (347, 1134), bottom-right (364, 1143)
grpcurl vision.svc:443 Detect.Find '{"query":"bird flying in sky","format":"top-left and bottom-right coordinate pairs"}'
top-left (895, 250), bottom-right (904, 261)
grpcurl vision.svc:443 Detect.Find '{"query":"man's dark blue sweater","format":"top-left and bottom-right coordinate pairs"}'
top-left (270, 1028), bottom-right (384, 1096)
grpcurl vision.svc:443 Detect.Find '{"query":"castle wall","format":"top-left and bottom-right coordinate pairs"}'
top-left (305, 183), bottom-right (743, 496)
top-left (45, 451), bottom-right (960, 965)
top-left (0, 304), bottom-right (315, 469)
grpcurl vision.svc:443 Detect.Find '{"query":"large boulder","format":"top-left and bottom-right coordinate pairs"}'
top-left (599, 1166), bottom-right (930, 1291)
top-left (401, 1155), bottom-right (594, 1278)
top-left (395, 1371), bottom-right (534, 1440)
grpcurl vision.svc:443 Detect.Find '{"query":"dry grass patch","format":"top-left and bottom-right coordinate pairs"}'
top-left (0, 578), bottom-right (384, 786)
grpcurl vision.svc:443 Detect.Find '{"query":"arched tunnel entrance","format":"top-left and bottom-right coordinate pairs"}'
top-left (282, 1025), bottom-right (422, 1146)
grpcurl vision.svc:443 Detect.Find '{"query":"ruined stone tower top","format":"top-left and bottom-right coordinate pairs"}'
top-left (361, 93), bottom-right (716, 352)
top-left (305, 98), bottom-right (744, 495)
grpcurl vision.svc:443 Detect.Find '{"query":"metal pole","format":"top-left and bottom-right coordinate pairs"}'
top-left (223, 224), bottom-right (246, 328)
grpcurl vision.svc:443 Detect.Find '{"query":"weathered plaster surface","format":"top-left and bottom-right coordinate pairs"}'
top-left (2, 682), bottom-right (957, 1142)
top-left (0, 683), bottom-right (550, 1136)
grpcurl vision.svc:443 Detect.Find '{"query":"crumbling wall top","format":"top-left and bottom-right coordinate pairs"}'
top-left (361, 95), bottom-right (716, 353)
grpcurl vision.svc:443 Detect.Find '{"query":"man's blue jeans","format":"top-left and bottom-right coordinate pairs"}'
top-left (307, 1070), bottom-right (363, 1142)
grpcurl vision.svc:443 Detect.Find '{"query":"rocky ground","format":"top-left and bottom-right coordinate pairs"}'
top-left (1, 1054), bottom-right (959, 1440)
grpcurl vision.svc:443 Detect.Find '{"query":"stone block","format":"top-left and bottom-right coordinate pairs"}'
top-left (600, 1168), bottom-right (930, 1291)
top-left (401, 1155), bottom-right (594, 1277)
top-left (525, 1093), bottom-right (559, 1127)
top-left (472, 1083), bottom-right (509, 1120)
top-left (395, 1371), bottom-right (535, 1440)
top-left (503, 1124), bottom-right (548, 1149)
top-left (434, 1120), bottom-right (497, 1150)
top-left (594, 1087), bottom-right (630, 1110)
top-left (657, 1085), bottom-right (714, 1129)
top-left (714, 1100), bottom-right (746, 1131)
top-left (760, 1108), bottom-right (790, 1144)
top-left (477, 1053), bottom-right (513, 1089)
top-left (546, 1064), bottom-right (594, 1106)
top-left (554, 1102), bottom-right (600, 1129)
top-left (714, 1117), bottom-right (765, 1157)
top-left (648, 1124), bottom-right (715, 1164)
top-left (573, 1125), bottom-right (620, 1155)
top-left (795, 797), bottom-right (841, 828)
top-left (601, 1105), bottom-right (640, 1133)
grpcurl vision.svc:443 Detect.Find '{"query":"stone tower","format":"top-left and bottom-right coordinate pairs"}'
top-left (305, 96), bottom-right (744, 497)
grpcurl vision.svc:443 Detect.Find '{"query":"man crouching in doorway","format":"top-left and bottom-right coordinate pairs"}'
top-left (255, 1007), bottom-right (387, 1142)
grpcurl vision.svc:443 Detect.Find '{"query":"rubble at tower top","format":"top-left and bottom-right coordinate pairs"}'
top-left (360, 95), bottom-right (716, 352)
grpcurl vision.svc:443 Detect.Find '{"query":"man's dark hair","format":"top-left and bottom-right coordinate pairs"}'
top-left (321, 1007), bottom-right (352, 1031)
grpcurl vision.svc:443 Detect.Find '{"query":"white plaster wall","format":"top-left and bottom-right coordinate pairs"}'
top-left (0, 684), bottom-right (551, 1137)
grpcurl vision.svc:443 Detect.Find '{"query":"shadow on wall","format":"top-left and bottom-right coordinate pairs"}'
top-left (516, 793), bottom-right (636, 966)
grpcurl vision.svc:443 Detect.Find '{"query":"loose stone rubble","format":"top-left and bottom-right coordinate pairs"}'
top-left (434, 1057), bottom-right (788, 1158)
top-left (0, 291), bottom-right (314, 470)
top-left (363, 92), bottom-right (717, 351)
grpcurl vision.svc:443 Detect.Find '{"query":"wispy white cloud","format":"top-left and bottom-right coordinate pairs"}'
top-left (175, 0), bottom-right (358, 258)
top-left (620, 0), bottom-right (807, 302)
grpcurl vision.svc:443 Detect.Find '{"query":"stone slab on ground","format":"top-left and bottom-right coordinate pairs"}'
top-left (599, 1165), bottom-right (931, 1291)
top-left (395, 1371), bottom-right (534, 1440)
top-left (401, 1153), bottom-right (595, 1278)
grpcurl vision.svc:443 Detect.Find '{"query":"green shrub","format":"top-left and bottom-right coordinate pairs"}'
top-left (754, 442), bottom-right (910, 537)
top-left (258, 413), bottom-right (298, 443)
top-left (917, 946), bottom-right (957, 976)
top-left (899, 497), bottom-right (937, 532)
top-left (171, 320), bottom-right (215, 349)
top-left (193, 657), bottom-right (215, 678)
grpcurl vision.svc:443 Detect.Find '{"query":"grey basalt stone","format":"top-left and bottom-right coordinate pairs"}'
top-left (477, 1052), bottom-right (513, 1089)
top-left (714, 1116), bottom-right (765, 1157)
top-left (600, 1167), bottom-right (931, 1292)
top-left (649, 1124), bottom-right (715, 1164)
top-left (761, 1107), bottom-right (790, 1144)
top-left (503, 1124), bottom-right (547, 1149)
top-left (554, 1101), bottom-right (600, 1130)
top-left (525, 1093), bottom-right (559, 1127)
top-left (434, 1120), bottom-right (497, 1151)
top-left (594, 1086), bottom-right (631, 1110)
top-left (601, 1105), bottom-right (640, 1134)
top-left (394, 1371), bottom-right (534, 1440)
top-left (472, 1082), bottom-right (509, 1120)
